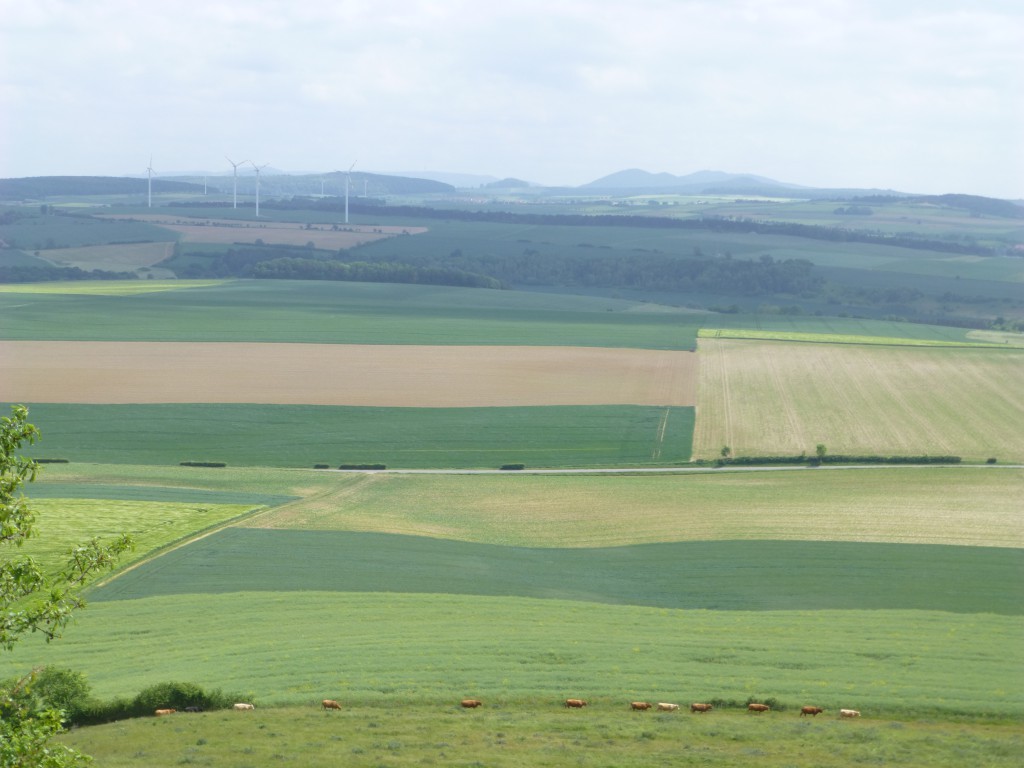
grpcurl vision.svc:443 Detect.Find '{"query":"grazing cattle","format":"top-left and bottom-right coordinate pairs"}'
top-left (233, 703), bottom-right (255, 711)
top-left (656, 703), bottom-right (680, 712)
top-left (564, 699), bottom-right (587, 709)
top-left (747, 703), bottom-right (770, 713)
top-left (460, 699), bottom-right (483, 708)
top-left (630, 701), bottom-right (652, 711)
top-left (840, 709), bottom-right (861, 718)
top-left (800, 706), bottom-right (824, 717)
top-left (322, 699), bottom-right (341, 710)
top-left (183, 706), bottom-right (203, 713)
top-left (690, 703), bottom-right (713, 713)
top-left (154, 709), bottom-right (176, 716)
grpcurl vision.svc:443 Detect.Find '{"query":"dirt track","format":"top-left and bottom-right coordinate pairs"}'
top-left (0, 341), bottom-right (696, 407)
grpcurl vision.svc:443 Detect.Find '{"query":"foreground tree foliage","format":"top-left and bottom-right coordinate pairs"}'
top-left (0, 405), bottom-right (133, 767)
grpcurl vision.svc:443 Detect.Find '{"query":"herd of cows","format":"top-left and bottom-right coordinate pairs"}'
top-left (153, 700), bottom-right (862, 718)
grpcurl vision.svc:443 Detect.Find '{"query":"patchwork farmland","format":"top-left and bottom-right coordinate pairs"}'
top-left (2, 199), bottom-right (1023, 766)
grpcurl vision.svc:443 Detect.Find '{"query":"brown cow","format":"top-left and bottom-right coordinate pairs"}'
top-left (656, 702), bottom-right (680, 712)
top-left (690, 703), bottom-right (713, 713)
top-left (747, 703), bottom-right (770, 713)
top-left (322, 699), bottom-right (341, 710)
top-left (564, 698), bottom-right (588, 708)
top-left (155, 709), bottom-right (176, 716)
top-left (630, 701), bottom-right (652, 711)
top-left (800, 706), bottom-right (824, 717)
top-left (461, 699), bottom-right (483, 708)
top-left (840, 709), bottom-right (861, 718)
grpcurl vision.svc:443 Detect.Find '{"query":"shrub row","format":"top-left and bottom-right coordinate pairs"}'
top-left (717, 455), bottom-right (962, 467)
top-left (2, 668), bottom-right (247, 727)
top-left (179, 461), bottom-right (227, 468)
top-left (33, 458), bottom-right (69, 464)
top-left (500, 464), bottom-right (526, 471)
top-left (337, 464), bottom-right (386, 470)
top-left (72, 681), bottom-right (247, 726)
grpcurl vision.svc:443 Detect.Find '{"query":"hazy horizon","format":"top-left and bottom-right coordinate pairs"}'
top-left (2, 1), bottom-right (1021, 198)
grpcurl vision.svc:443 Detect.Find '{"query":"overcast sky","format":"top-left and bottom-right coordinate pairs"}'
top-left (2, 0), bottom-right (1021, 197)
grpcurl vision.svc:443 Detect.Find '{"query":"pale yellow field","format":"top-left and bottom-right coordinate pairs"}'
top-left (0, 280), bottom-right (226, 296)
top-left (96, 214), bottom-right (426, 249)
top-left (693, 338), bottom-right (1024, 461)
top-left (39, 241), bottom-right (176, 274)
top-left (0, 341), bottom-right (697, 407)
top-left (241, 467), bottom-right (1024, 548)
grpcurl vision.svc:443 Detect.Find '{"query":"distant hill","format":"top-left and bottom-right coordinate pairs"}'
top-left (0, 176), bottom-right (210, 200)
top-left (915, 194), bottom-right (1024, 219)
top-left (393, 171), bottom-right (500, 188)
top-left (581, 168), bottom-right (799, 191)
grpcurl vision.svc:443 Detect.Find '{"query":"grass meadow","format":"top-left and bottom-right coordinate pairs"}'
top-left (57, 702), bottom-right (1024, 768)
top-left (18, 404), bottom-right (695, 468)
top-left (693, 338), bottom-right (1024, 461)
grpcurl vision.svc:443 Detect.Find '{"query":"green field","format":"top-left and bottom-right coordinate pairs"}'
top-left (88, 528), bottom-right (1023, 615)
top-left (19, 403), bottom-right (695, 468)
top-left (0, 279), bottom-right (704, 349)
top-left (23, 499), bottom-right (258, 572)
top-left (4, 594), bottom-right (1021, 718)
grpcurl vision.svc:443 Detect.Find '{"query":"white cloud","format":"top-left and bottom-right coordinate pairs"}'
top-left (0, 0), bottom-right (1020, 195)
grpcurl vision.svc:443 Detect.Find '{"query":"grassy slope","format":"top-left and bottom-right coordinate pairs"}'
top-left (19, 404), bottom-right (695, 468)
top-left (4, 594), bottom-right (1021, 717)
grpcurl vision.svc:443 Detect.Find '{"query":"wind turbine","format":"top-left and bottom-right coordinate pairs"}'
top-left (251, 162), bottom-right (268, 217)
top-left (226, 156), bottom-right (247, 209)
top-left (344, 162), bottom-right (356, 224)
top-left (146, 156), bottom-right (154, 208)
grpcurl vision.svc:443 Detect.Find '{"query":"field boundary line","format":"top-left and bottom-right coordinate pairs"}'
top-left (699, 328), bottom-right (1018, 349)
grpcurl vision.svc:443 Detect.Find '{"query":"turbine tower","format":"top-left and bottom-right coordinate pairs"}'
top-left (146, 156), bottom-right (154, 208)
top-left (226, 156), bottom-right (247, 209)
top-left (345, 161), bottom-right (356, 224)
top-left (251, 162), bottom-right (268, 217)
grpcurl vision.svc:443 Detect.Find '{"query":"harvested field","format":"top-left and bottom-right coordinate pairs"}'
top-left (245, 468), bottom-right (1024, 549)
top-left (0, 341), bottom-right (697, 407)
top-left (97, 214), bottom-right (426, 249)
top-left (41, 241), bottom-right (176, 273)
top-left (693, 338), bottom-right (1024, 460)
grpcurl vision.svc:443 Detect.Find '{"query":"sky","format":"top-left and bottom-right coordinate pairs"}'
top-left (1, 0), bottom-right (1021, 197)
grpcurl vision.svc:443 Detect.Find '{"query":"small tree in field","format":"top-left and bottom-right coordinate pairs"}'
top-left (815, 443), bottom-right (827, 460)
top-left (1, 405), bottom-right (133, 767)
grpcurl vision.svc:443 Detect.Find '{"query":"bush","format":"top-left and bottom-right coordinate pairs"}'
top-left (33, 458), bottom-right (69, 464)
top-left (179, 461), bottom-right (227, 468)
top-left (499, 464), bottom-right (526, 471)
top-left (313, 463), bottom-right (330, 469)
top-left (337, 464), bottom-right (386, 470)
top-left (986, 457), bottom-right (998, 464)
top-left (70, 682), bottom-right (245, 725)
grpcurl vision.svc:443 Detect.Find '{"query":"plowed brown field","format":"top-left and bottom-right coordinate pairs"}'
top-left (0, 341), bottom-right (696, 407)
